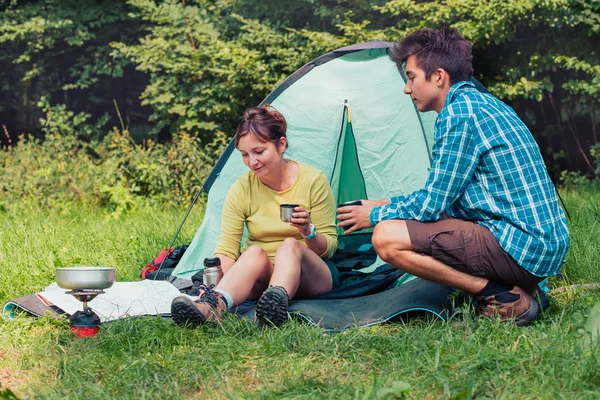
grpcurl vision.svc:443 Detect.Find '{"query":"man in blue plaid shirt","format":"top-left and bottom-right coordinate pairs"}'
top-left (337, 28), bottom-right (569, 325)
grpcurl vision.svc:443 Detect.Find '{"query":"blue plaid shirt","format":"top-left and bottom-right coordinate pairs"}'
top-left (370, 81), bottom-right (569, 277)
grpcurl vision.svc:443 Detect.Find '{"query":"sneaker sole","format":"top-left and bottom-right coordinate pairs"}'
top-left (171, 296), bottom-right (207, 327)
top-left (256, 290), bottom-right (288, 327)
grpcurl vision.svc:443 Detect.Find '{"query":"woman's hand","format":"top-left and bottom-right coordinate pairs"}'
top-left (290, 206), bottom-right (312, 237)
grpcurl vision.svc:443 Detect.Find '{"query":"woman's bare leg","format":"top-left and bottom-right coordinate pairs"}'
top-left (215, 245), bottom-right (273, 306)
top-left (172, 246), bottom-right (273, 327)
top-left (255, 238), bottom-right (333, 326)
top-left (270, 238), bottom-right (333, 298)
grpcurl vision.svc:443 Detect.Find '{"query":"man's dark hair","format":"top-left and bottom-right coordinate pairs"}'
top-left (391, 27), bottom-right (474, 84)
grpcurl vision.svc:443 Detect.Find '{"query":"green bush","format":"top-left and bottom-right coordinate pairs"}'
top-left (559, 170), bottom-right (592, 191)
top-left (591, 143), bottom-right (600, 176)
top-left (2, 0), bottom-right (599, 194)
top-left (0, 106), bottom-right (228, 210)
top-left (98, 127), bottom-right (227, 209)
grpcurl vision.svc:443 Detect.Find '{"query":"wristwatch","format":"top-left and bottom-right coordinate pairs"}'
top-left (302, 223), bottom-right (317, 240)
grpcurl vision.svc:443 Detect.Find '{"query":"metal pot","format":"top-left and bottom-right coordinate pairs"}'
top-left (56, 266), bottom-right (116, 290)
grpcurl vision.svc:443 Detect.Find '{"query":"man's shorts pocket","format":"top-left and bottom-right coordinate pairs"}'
top-left (429, 230), bottom-right (484, 276)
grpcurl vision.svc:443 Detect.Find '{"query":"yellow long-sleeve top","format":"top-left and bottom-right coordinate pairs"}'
top-left (214, 162), bottom-right (338, 261)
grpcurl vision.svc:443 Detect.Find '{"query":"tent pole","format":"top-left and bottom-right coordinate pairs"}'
top-left (152, 188), bottom-right (204, 280)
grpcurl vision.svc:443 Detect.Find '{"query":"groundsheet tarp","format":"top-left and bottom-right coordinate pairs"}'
top-left (4, 280), bottom-right (182, 322)
top-left (4, 277), bottom-right (455, 331)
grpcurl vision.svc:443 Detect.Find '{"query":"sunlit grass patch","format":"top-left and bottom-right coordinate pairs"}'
top-left (1, 187), bottom-right (600, 399)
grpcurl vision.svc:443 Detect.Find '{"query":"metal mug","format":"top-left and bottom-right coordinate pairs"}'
top-left (337, 200), bottom-right (363, 208)
top-left (337, 200), bottom-right (363, 231)
top-left (280, 204), bottom-right (299, 223)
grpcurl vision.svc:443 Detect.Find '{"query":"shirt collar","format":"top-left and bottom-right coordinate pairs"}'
top-left (443, 80), bottom-right (476, 108)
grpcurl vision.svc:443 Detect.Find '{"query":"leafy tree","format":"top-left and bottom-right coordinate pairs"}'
top-left (0, 0), bottom-right (148, 143)
top-left (370, 0), bottom-right (600, 175)
top-left (1, 0), bottom-right (598, 179)
top-left (111, 0), bottom-right (351, 142)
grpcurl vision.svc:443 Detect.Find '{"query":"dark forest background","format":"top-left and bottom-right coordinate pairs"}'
top-left (1, 0), bottom-right (599, 208)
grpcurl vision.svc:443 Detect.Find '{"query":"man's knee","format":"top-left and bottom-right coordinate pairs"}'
top-left (372, 220), bottom-right (411, 257)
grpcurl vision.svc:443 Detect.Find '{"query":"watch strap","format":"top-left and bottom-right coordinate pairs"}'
top-left (302, 223), bottom-right (317, 239)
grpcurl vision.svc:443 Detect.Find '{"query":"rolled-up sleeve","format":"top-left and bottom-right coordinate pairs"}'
top-left (370, 114), bottom-right (478, 225)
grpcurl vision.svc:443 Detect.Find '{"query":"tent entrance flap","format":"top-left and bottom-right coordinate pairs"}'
top-left (330, 101), bottom-right (369, 236)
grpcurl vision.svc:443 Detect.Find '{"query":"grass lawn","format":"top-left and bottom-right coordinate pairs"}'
top-left (1, 187), bottom-right (600, 399)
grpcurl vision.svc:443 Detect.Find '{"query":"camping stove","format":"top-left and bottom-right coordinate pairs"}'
top-left (55, 266), bottom-right (116, 338)
top-left (66, 289), bottom-right (103, 338)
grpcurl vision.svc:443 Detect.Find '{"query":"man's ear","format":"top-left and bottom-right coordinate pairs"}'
top-left (435, 68), bottom-right (451, 88)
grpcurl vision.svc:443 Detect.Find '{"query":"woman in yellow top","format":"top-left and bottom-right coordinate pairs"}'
top-left (171, 105), bottom-right (338, 327)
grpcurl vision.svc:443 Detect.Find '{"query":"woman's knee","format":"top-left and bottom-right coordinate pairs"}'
top-left (244, 245), bottom-right (268, 259)
top-left (273, 239), bottom-right (302, 271)
top-left (241, 245), bottom-right (270, 271)
top-left (277, 237), bottom-right (301, 256)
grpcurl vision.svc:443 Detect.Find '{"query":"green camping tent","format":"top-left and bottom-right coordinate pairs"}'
top-left (173, 41), bottom-right (450, 280)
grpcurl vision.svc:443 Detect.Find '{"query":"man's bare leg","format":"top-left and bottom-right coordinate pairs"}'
top-left (371, 220), bottom-right (488, 295)
top-left (371, 219), bottom-right (541, 325)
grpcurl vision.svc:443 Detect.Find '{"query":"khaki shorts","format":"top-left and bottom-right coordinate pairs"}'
top-left (405, 218), bottom-right (543, 293)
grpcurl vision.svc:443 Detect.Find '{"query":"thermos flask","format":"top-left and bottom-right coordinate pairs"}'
top-left (203, 257), bottom-right (223, 287)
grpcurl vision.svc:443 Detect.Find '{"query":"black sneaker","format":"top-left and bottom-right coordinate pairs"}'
top-left (255, 286), bottom-right (290, 327)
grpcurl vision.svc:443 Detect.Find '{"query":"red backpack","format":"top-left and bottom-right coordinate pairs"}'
top-left (141, 245), bottom-right (188, 280)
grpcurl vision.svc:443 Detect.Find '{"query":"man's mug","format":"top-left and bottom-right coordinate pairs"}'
top-left (337, 200), bottom-right (363, 231)
top-left (280, 204), bottom-right (299, 223)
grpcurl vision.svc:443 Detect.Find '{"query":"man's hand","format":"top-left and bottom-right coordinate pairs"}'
top-left (336, 199), bottom-right (390, 234)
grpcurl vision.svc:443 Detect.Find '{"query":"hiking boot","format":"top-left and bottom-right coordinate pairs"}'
top-left (171, 284), bottom-right (226, 327)
top-left (476, 286), bottom-right (540, 326)
top-left (255, 286), bottom-right (290, 327)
